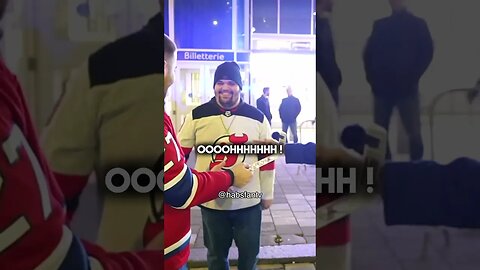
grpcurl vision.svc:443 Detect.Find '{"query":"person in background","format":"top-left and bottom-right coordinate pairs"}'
top-left (363, 0), bottom-right (433, 160)
top-left (256, 87), bottom-right (273, 125)
top-left (317, 0), bottom-right (342, 107)
top-left (279, 86), bottom-right (301, 143)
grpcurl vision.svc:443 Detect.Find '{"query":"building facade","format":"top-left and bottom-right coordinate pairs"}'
top-left (165, 0), bottom-right (316, 131)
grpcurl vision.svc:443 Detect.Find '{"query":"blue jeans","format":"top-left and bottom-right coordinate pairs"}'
top-left (282, 121), bottom-right (298, 143)
top-left (178, 264), bottom-right (188, 270)
top-left (201, 204), bottom-right (262, 270)
top-left (373, 93), bottom-right (423, 160)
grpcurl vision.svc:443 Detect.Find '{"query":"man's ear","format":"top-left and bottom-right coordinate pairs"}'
top-left (164, 60), bottom-right (168, 73)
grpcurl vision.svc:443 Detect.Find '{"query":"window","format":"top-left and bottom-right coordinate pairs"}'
top-left (174, 0), bottom-right (233, 49)
top-left (279, 0), bottom-right (312, 34)
top-left (252, 0), bottom-right (278, 34)
top-left (237, 0), bottom-right (247, 49)
top-left (164, 0), bottom-right (169, 35)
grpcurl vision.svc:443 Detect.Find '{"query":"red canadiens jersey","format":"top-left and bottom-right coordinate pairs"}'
top-left (0, 60), bottom-right (161, 269)
top-left (163, 113), bottom-right (233, 269)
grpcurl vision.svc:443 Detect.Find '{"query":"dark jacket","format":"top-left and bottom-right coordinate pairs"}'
top-left (256, 95), bottom-right (272, 123)
top-left (363, 10), bottom-right (434, 99)
top-left (279, 96), bottom-right (301, 123)
top-left (317, 17), bottom-right (342, 93)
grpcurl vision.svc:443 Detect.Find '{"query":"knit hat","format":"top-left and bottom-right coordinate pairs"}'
top-left (213, 62), bottom-right (243, 90)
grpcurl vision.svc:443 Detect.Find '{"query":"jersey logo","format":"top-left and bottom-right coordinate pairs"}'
top-left (208, 133), bottom-right (248, 170)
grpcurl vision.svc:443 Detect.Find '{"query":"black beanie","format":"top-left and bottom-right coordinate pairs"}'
top-left (213, 62), bottom-right (243, 90)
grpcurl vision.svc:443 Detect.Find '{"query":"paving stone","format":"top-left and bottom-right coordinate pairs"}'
top-left (293, 211), bottom-right (315, 219)
top-left (190, 263), bottom-right (315, 270)
top-left (193, 237), bottom-right (204, 248)
top-left (275, 235), bottom-right (306, 245)
top-left (262, 222), bottom-right (276, 232)
top-left (191, 217), bottom-right (203, 225)
top-left (283, 189), bottom-right (301, 194)
top-left (258, 264), bottom-right (285, 270)
top-left (189, 244), bottom-right (316, 266)
top-left (271, 210), bottom-right (295, 218)
top-left (305, 237), bottom-right (316, 244)
top-left (280, 184), bottom-right (299, 188)
top-left (190, 234), bottom-right (197, 245)
top-left (284, 263), bottom-right (315, 270)
top-left (287, 199), bottom-right (308, 205)
top-left (262, 215), bottom-right (273, 223)
top-left (270, 203), bottom-right (291, 210)
top-left (285, 194), bottom-right (305, 199)
top-left (276, 225), bottom-right (303, 235)
top-left (191, 225), bottom-right (201, 234)
top-left (263, 209), bottom-right (273, 215)
top-left (290, 205), bottom-right (313, 212)
top-left (274, 217), bottom-right (298, 225)
top-left (301, 227), bottom-right (316, 237)
top-left (296, 218), bottom-right (316, 227)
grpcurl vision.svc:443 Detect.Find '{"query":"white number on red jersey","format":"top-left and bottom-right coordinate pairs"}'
top-left (164, 131), bottom-right (182, 173)
top-left (0, 124), bottom-right (52, 252)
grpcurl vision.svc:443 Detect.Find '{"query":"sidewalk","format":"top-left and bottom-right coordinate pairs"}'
top-left (188, 156), bottom-right (317, 265)
top-left (191, 263), bottom-right (315, 270)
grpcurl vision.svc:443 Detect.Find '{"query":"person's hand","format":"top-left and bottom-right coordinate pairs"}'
top-left (145, 232), bottom-right (163, 250)
top-left (211, 159), bottom-right (227, 172)
top-left (230, 163), bottom-right (253, 188)
top-left (261, 199), bottom-right (273, 210)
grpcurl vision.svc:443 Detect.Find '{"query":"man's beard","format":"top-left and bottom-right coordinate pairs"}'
top-left (217, 90), bottom-right (239, 109)
top-left (218, 96), bottom-right (237, 108)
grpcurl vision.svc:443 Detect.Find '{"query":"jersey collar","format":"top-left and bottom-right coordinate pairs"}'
top-left (210, 98), bottom-right (244, 116)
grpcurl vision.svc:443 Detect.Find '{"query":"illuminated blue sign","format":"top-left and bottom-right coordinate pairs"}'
top-left (236, 52), bottom-right (250, 62)
top-left (178, 51), bottom-right (234, 62)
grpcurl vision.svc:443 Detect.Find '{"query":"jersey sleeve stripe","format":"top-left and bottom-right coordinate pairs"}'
top-left (164, 163), bottom-right (188, 190)
top-left (36, 226), bottom-right (73, 270)
top-left (87, 257), bottom-right (104, 270)
top-left (171, 174), bottom-right (198, 210)
top-left (0, 217), bottom-right (29, 253)
top-left (164, 230), bottom-right (191, 258)
top-left (165, 165), bottom-right (195, 207)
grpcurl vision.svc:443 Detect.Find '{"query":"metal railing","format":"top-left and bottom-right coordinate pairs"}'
top-left (428, 86), bottom-right (480, 159)
top-left (297, 119), bottom-right (316, 175)
top-left (422, 83), bottom-right (479, 259)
